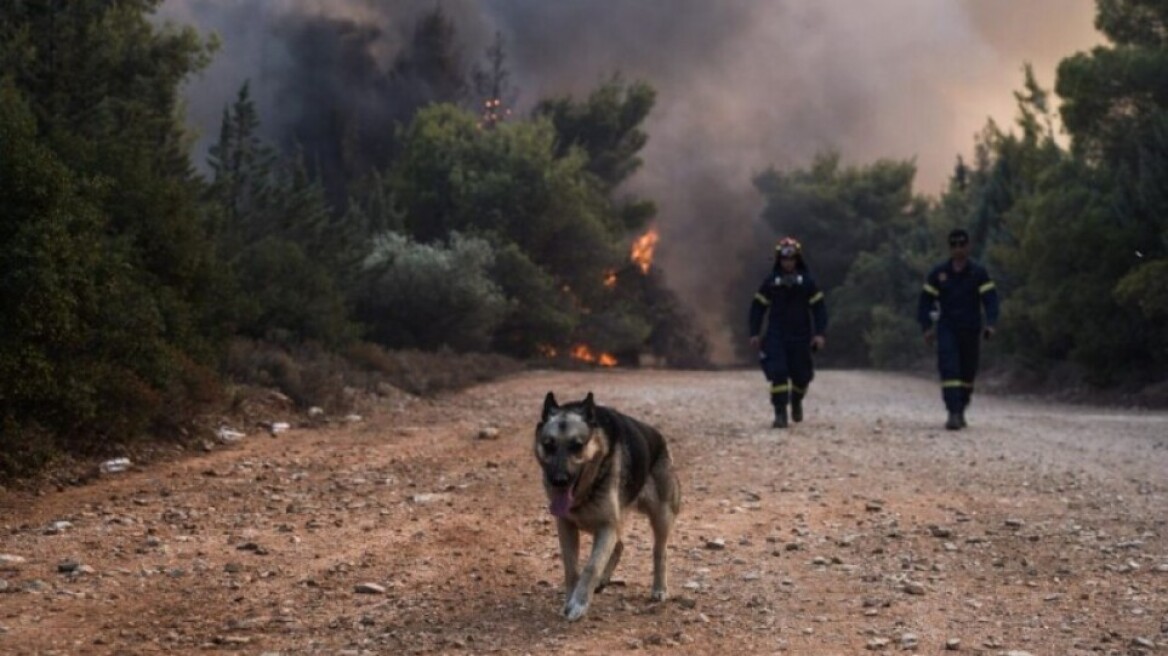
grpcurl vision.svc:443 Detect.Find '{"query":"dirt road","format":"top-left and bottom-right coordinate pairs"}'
top-left (2, 369), bottom-right (1166, 655)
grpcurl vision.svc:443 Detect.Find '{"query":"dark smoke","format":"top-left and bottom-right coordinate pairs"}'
top-left (160, 0), bottom-right (1100, 362)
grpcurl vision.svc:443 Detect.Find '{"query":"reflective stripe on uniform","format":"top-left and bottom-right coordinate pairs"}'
top-left (792, 385), bottom-right (806, 395)
top-left (941, 380), bottom-right (973, 389)
top-left (754, 292), bottom-right (771, 306)
top-left (979, 281), bottom-right (996, 294)
top-left (770, 383), bottom-right (790, 394)
top-left (809, 291), bottom-right (824, 304)
top-left (922, 283), bottom-right (939, 296)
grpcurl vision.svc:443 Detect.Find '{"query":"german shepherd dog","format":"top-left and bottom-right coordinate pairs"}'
top-left (534, 392), bottom-right (682, 621)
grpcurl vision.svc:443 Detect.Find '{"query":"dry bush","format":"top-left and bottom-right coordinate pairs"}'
top-left (224, 339), bottom-right (358, 411)
top-left (344, 343), bottom-right (524, 396)
top-left (225, 339), bottom-right (525, 409)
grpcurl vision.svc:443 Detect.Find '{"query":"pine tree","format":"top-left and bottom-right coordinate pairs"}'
top-left (0, 1), bottom-right (224, 466)
top-left (473, 31), bottom-right (515, 129)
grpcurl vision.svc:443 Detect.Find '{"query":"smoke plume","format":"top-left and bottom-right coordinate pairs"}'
top-left (160, 0), bottom-right (1100, 362)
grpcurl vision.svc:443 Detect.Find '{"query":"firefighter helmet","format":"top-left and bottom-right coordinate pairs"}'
top-left (775, 236), bottom-right (802, 258)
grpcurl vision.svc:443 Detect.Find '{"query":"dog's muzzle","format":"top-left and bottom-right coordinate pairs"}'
top-left (546, 470), bottom-right (577, 518)
top-left (547, 470), bottom-right (572, 487)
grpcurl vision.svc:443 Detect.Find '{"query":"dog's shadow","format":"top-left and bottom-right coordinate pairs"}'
top-left (371, 578), bottom-right (675, 651)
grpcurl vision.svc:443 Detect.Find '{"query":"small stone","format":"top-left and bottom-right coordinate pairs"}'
top-left (45, 521), bottom-right (73, 534)
top-left (929, 525), bottom-right (953, 538)
top-left (477, 427), bottom-right (500, 440)
top-left (354, 582), bottom-right (386, 594)
top-left (945, 638), bottom-right (960, 650)
top-left (705, 538), bottom-right (726, 551)
top-left (216, 427), bottom-right (245, 443)
top-left (99, 457), bottom-right (132, 474)
top-left (902, 581), bottom-right (926, 595)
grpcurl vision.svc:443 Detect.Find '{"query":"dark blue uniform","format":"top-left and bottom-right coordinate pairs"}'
top-left (749, 269), bottom-right (828, 414)
top-left (917, 259), bottom-right (1000, 414)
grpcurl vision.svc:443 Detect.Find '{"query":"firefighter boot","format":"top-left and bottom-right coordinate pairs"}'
top-left (958, 409), bottom-right (968, 428)
top-left (945, 412), bottom-right (962, 431)
top-left (772, 406), bottom-right (788, 429)
top-left (791, 394), bottom-right (804, 423)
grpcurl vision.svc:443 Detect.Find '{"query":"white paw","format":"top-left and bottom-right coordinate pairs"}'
top-left (650, 588), bottom-right (667, 602)
top-left (563, 598), bottom-right (589, 621)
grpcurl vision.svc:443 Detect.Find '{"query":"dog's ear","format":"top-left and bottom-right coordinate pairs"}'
top-left (542, 391), bottom-right (558, 422)
top-left (582, 392), bottom-right (596, 424)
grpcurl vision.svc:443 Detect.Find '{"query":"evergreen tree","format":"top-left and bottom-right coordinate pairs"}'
top-left (392, 6), bottom-right (468, 110)
top-left (385, 104), bottom-right (622, 354)
top-left (0, 1), bottom-right (224, 468)
top-left (997, 0), bottom-right (1168, 383)
top-left (0, 81), bottom-right (112, 472)
top-left (207, 84), bottom-right (358, 347)
top-left (535, 77), bottom-right (655, 192)
top-left (473, 31), bottom-right (516, 130)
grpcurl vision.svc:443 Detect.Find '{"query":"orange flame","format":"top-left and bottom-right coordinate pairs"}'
top-left (630, 228), bottom-right (659, 274)
top-left (569, 344), bottom-right (618, 367)
top-left (603, 269), bottom-right (618, 288)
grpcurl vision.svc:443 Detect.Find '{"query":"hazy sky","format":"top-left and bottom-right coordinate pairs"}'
top-left (161, 0), bottom-right (1102, 360)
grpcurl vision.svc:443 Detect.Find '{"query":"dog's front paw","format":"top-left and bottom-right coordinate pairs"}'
top-left (562, 597), bottom-right (590, 621)
top-left (650, 587), bottom-right (668, 602)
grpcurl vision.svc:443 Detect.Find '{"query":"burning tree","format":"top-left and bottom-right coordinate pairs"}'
top-left (630, 227), bottom-right (659, 274)
top-left (554, 225), bottom-right (710, 369)
top-left (474, 32), bottom-right (514, 130)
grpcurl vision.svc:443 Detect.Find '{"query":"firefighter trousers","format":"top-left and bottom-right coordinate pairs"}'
top-left (760, 337), bottom-right (814, 409)
top-left (936, 325), bottom-right (980, 413)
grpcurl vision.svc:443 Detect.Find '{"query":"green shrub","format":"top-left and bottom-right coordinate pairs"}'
top-left (358, 232), bottom-right (507, 351)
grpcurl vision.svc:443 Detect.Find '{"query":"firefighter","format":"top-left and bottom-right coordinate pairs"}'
top-left (917, 228), bottom-right (1000, 430)
top-left (748, 237), bottom-right (828, 428)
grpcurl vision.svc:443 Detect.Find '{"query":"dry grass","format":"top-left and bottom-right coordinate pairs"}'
top-left (224, 339), bottom-right (526, 409)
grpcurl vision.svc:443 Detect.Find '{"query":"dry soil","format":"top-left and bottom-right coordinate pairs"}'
top-left (1, 369), bottom-right (1167, 655)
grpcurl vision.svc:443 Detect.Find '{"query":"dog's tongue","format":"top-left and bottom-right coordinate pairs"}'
top-left (549, 489), bottom-right (573, 517)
